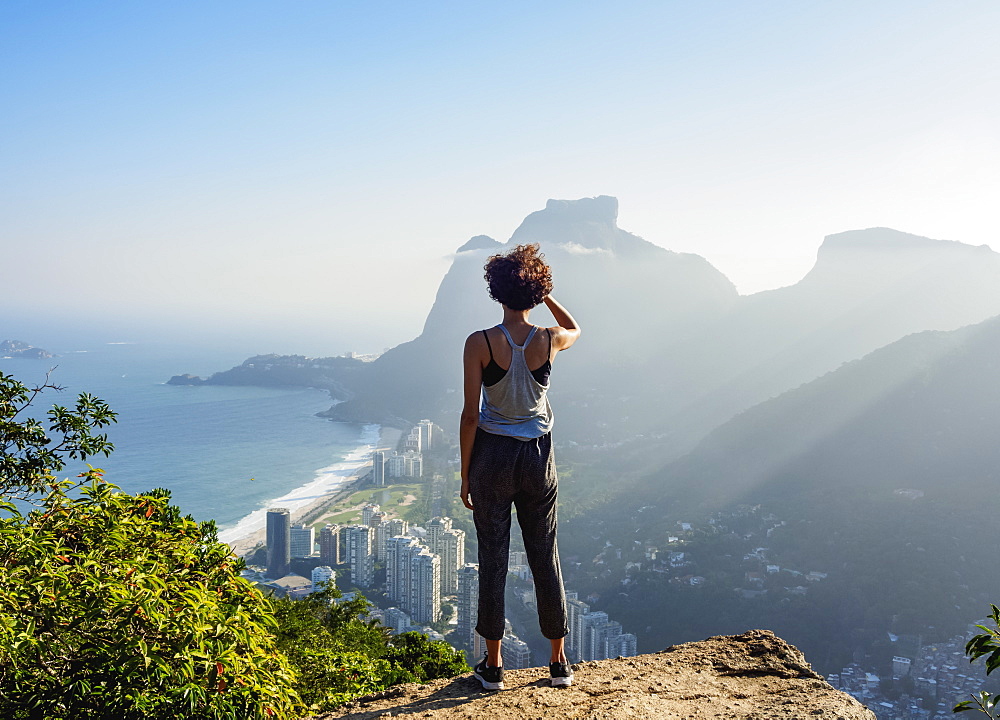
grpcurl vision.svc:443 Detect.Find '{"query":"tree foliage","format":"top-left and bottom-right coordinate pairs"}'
top-left (0, 471), bottom-right (301, 719)
top-left (955, 605), bottom-right (1000, 717)
top-left (0, 371), bottom-right (116, 501)
top-left (271, 582), bottom-right (468, 713)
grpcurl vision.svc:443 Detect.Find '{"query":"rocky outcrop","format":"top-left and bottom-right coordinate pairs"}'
top-left (0, 339), bottom-right (54, 359)
top-left (315, 630), bottom-right (874, 720)
top-left (166, 373), bottom-right (205, 385)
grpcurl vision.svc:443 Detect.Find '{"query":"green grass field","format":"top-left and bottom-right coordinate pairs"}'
top-left (312, 483), bottom-right (421, 528)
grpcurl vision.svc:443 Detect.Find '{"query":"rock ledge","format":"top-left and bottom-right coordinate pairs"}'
top-left (314, 630), bottom-right (874, 719)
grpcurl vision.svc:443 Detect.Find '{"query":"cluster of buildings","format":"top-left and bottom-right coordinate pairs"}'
top-left (565, 589), bottom-right (638, 663)
top-left (378, 515), bottom-right (466, 624)
top-left (828, 631), bottom-right (995, 719)
top-left (453, 559), bottom-right (535, 668)
top-left (259, 415), bottom-right (640, 670)
top-left (452, 551), bottom-right (638, 669)
top-left (372, 419), bottom-right (435, 484)
top-left (264, 499), bottom-right (467, 629)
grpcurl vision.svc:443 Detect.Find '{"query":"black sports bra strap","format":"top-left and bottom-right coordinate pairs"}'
top-left (482, 329), bottom-right (495, 362)
top-left (547, 328), bottom-right (552, 359)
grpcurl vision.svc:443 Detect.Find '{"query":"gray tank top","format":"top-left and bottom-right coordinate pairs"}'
top-left (478, 325), bottom-right (554, 440)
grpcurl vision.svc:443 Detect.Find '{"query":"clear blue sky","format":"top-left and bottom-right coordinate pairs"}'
top-left (3, 1), bottom-right (998, 354)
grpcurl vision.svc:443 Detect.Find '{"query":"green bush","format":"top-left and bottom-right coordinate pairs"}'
top-left (271, 583), bottom-right (468, 713)
top-left (0, 472), bottom-right (301, 719)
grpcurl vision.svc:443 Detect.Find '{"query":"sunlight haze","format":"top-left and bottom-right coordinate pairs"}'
top-left (3, 1), bottom-right (998, 354)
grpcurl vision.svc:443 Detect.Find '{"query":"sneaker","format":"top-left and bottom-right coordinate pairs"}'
top-left (474, 654), bottom-right (505, 690)
top-left (549, 661), bottom-right (574, 687)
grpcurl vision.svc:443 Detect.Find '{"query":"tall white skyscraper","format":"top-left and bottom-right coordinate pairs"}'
top-left (376, 518), bottom-right (409, 562)
top-left (457, 564), bottom-right (479, 653)
top-left (565, 592), bottom-right (590, 662)
top-left (386, 518), bottom-right (408, 538)
top-left (289, 524), bottom-right (315, 558)
top-left (405, 427), bottom-right (421, 453)
top-left (345, 524), bottom-right (375, 589)
top-left (375, 522), bottom-right (390, 562)
top-left (385, 535), bottom-right (421, 607)
top-left (387, 452), bottom-right (407, 478)
top-left (427, 517), bottom-right (465, 595)
top-left (409, 548), bottom-right (441, 624)
top-left (607, 632), bottom-right (638, 658)
top-left (417, 419), bottom-right (434, 450)
top-left (580, 611), bottom-right (613, 661)
top-left (403, 451), bottom-right (422, 478)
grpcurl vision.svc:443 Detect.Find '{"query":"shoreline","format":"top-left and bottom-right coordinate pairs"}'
top-left (222, 424), bottom-right (403, 557)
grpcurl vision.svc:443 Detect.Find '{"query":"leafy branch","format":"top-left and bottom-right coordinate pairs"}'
top-left (955, 605), bottom-right (1000, 717)
top-left (0, 370), bottom-right (117, 501)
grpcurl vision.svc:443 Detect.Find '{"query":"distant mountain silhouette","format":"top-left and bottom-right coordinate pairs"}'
top-left (644, 227), bottom-right (1000, 460)
top-left (326, 200), bottom-right (1000, 462)
top-left (641, 313), bottom-right (1000, 510)
top-left (323, 196), bottom-right (739, 437)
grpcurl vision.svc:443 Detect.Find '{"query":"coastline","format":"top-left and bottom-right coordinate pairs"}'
top-left (221, 424), bottom-right (403, 557)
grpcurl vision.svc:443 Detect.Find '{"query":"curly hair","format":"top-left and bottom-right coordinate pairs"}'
top-left (483, 243), bottom-right (553, 311)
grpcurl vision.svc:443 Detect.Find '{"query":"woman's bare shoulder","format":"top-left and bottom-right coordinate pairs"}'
top-left (464, 329), bottom-right (490, 354)
top-left (546, 325), bottom-right (580, 351)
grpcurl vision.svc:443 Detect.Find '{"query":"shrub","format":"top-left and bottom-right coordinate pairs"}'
top-left (0, 472), bottom-right (301, 719)
top-left (271, 584), bottom-right (468, 713)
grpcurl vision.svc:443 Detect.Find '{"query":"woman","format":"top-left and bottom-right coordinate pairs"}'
top-left (460, 243), bottom-right (581, 690)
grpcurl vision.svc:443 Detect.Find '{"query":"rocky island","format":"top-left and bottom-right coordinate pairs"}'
top-left (1, 339), bottom-right (54, 359)
top-left (167, 353), bottom-right (411, 428)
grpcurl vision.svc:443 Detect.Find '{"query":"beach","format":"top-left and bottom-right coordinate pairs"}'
top-left (220, 424), bottom-right (403, 557)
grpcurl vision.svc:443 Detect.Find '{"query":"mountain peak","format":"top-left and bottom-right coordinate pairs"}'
top-left (510, 196), bottom-right (620, 244)
top-left (456, 235), bottom-right (501, 253)
top-left (800, 227), bottom-right (999, 288)
top-left (505, 195), bottom-right (665, 257)
top-left (819, 227), bottom-right (968, 253)
top-left (543, 195), bottom-right (619, 222)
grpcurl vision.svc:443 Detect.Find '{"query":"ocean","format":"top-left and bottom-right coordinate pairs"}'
top-left (0, 340), bottom-right (372, 540)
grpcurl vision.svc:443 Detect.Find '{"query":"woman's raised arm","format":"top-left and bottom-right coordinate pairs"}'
top-left (543, 295), bottom-right (581, 351)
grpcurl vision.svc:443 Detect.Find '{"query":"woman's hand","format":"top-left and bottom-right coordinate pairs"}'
top-left (460, 476), bottom-right (474, 510)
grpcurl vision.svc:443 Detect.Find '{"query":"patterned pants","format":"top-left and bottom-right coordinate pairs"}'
top-left (469, 427), bottom-right (568, 641)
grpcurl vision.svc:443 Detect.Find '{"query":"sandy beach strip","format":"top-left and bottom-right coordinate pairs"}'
top-left (222, 424), bottom-right (403, 557)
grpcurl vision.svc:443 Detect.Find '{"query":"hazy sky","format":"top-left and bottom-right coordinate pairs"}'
top-left (3, 1), bottom-right (999, 355)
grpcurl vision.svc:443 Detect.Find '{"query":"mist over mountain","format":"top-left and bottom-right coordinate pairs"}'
top-left (650, 227), bottom-right (1000, 459)
top-left (324, 196), bottom-right (738, 436)
top-left (576, 313), bottom-right (1000, 670)
top-left (637, 312), bottom-right (1000, 512)
top-left (326, 198), bottom-right (1000, 468)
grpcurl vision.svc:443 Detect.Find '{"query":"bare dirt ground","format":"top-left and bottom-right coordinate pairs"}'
top-left (313, 630), bottom-right (875, 720)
